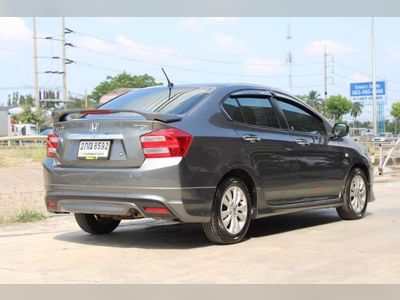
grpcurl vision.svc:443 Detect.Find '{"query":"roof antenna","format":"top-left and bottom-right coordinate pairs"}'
top-left (161, 68), bottom-right (174, 99)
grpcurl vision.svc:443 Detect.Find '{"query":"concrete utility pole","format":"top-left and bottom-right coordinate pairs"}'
top-left (32, 17), bottom-right (40, 110)
top-left (371, 17), bottom-right (377, 135)
top-left (324, 46), bottom-right (328, 114)
top-left (287, 23), bottom-right (293, 91)
top-left (84, 89), bottom-right (88, 109)
top-left (62, 17), bottom-right (68, 103)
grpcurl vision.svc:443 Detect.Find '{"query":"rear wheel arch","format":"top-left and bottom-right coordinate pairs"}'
top-left (216, 168), bottom-right (257, 214)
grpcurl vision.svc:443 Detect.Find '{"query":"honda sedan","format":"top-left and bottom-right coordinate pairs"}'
top-left (44, 84), bottom-right (374, 244)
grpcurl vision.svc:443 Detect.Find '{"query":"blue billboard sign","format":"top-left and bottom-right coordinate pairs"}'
top-left (350, 81), bottom-right (386, 97)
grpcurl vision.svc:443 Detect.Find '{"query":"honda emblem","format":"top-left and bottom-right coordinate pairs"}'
top-left (89, 122), bottom-right (100, 132)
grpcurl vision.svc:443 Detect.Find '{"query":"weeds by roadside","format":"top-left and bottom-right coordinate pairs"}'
top-left (0, 146), bottom-right (46, 168)
top-left (0, 209), bottom-right (46, 227)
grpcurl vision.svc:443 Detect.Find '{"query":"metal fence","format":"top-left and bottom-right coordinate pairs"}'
top-left (0, 135), bottom-right (47, 148)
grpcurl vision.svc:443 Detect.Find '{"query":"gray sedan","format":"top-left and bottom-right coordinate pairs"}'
top-left (43, 84), bottom-right (374, 244)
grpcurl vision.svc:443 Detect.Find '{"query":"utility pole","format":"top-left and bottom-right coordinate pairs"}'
top-left (62, 17), bottom-right (68, 104)
top-left (286, 23), bottom-right (293, 91)
top-left (32, 17), bottom-right (39, 110)
top-left (324, 46), bottom-right (328, 114)
top-left (371, 17), bottom-right (377, 135)
top-left (84, 89), bottom-right (88, 109)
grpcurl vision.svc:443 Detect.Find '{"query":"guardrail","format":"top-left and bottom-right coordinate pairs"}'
top-left (0, 135), bottom-right (47, 147)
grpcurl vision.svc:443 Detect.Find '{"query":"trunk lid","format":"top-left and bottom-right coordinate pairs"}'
top-left (54, 115), bottom-right (154, 168)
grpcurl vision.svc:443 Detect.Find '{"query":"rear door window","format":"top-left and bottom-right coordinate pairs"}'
top-left (222, 98), bottom-right (245, 122)
top-left (222, 96), bottom-right (280, 129)
top-left (236, 98), bottom-right (280, 128)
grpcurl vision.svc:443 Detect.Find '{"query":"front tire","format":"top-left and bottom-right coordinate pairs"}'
top-left (74, 213), bottom-right (121, 234)
top-left (336, 168), bottom-right (368, 220)
top-left (202, 177), bottom-right (252, 244)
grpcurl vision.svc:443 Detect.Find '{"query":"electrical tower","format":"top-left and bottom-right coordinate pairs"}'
top-left (32, 17), bottom-right (39, 110)
top-left (32, 18), bottom-right (75, 109)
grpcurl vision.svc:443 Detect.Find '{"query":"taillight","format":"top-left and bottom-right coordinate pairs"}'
top-left (140, 128), bottom-right (193, 158)
top-left (47, 132), bottom-right (59, 158)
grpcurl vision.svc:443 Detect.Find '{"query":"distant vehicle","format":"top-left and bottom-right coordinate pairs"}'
top-left (349, 127), bottom-right (372, 142)
top-left (13, 123), bottom-right (38, 136)
top-left (39, 128), bottom-right (53, 136)
top-left (372, 132), bottom-right (396, 143)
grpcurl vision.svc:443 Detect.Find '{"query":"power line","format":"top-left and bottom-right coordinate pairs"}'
top-left (72, 46), bottom-right (322, 79)
top-left (71, 61), bottom-right (190, 84)
top-left (73, 30), bottom-right (323, 68)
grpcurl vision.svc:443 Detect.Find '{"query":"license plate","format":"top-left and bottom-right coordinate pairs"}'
top-left (77, 140), bottom-right (111, 160)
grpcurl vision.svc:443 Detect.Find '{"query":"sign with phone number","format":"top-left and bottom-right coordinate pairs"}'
top-left (350, 81), bottom-right (386, 97)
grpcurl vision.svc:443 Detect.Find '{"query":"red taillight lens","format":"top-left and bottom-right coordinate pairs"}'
top-left (140, 128), bottom-right (193, 158)
top-left (80, 109), bottom-right (112, 115)
top-left (47, 132), bottom-right (59, 158)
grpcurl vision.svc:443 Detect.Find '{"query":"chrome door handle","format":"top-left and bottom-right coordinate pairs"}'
top-left (242, 135), bottom-right (261, 143)
top-left (296, 138), bottom-right (310, 146)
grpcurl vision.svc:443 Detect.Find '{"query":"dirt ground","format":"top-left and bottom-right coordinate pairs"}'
top-left (0, 166), bottom-right (399, 283)
top-left (0, 165), bottom-right (46, 220)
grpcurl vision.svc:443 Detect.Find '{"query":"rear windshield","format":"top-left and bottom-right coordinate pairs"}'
top-left (99, 86), bottom-right (215, 115)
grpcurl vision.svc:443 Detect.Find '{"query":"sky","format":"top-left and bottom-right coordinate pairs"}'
top-left (1, 17), bottom-right (400, 121)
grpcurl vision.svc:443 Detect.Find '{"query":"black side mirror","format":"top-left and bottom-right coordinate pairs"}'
top-left (332, 123), bottom-right (349, 138)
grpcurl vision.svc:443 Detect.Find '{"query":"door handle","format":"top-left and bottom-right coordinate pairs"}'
top-left (242, 135), bottom-right (261, 143)
top-left (296, 138), bottom-right (310, 146)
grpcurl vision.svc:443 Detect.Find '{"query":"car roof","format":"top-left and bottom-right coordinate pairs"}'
top-left (139, 83), bottom-right (278, 91)
top-left (133, 83), bottom-right (294, 99)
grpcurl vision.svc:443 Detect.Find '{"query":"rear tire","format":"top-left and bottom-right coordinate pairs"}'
top-left (74, 213), bottom-right (121, 234)
top-left (202, 177), bottom-right (252, 245)
top-left (336, 168), bottom-right (368, 220)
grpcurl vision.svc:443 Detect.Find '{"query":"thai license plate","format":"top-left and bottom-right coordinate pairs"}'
top-left (77, 140), bottom-right (111, 160)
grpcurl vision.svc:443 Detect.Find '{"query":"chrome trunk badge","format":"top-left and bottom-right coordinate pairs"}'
top-left (89, 122), bottom-right (100, 132)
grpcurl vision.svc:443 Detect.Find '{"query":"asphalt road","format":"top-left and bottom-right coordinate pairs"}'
top-left (0, 175), bottom-right (399, 283)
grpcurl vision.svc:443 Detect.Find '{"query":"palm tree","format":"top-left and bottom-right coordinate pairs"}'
top-left (304, 90), bottom-right (323, 112)
top-left (350, 101), bottom-right (363, 128)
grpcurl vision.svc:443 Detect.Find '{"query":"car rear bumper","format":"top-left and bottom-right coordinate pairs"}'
top-left (43, 157), bottom-right (215, 223)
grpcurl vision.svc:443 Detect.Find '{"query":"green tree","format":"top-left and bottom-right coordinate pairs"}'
top-left (391, 102), bottom-right (400, 135)
top-left (391, 102), bottom-right (400, 121)
top-left (90, 72), bottom-right (162, 103)
top-left (11, 105), bottom-right (48, 128)
top-left (350, 101), bottom-right (363, 127)
top-left (297, 90), bottom-right (324, 113)
top-left (325, 95), bottom-right (353, 121)
top-left (7, 93), bottom-right (34, 107)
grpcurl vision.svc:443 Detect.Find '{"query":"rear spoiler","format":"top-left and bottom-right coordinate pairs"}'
top-left (53, 109), bottom-right (182, 123)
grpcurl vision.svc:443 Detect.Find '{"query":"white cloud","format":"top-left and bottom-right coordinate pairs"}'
top-left (203, 32), bottom-right (252, 54)
top-left (0, 17), bottom-right (31, 41)
top-left (388, 47), bottom-right (400, 60)
top-left (0, 18), bottom-right (31, 59)
top-left (180, 18), bottom-right (201, 31)
top-left (243, 57), bottom-right (285, 76)
top-left (76, 34), bottom-right (195, 67)
top-left (305, 40), bottom-right (358, 56)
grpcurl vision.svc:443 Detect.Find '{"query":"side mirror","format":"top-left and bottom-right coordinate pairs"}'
top-left (332, 123), bottom-right (349, 138)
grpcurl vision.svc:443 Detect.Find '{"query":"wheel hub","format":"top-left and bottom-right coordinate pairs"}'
top-left (220, 186), bottom-right (248, 235)
top-left (349, 174), bottom-right (367, 213)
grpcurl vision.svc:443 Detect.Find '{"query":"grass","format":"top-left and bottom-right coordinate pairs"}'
top-left (12, 210), bottom-right (46, 223)
top-left (0, 146), bottom-right (46, 168)
top-left (0, 210), bottom-right (46, 227)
